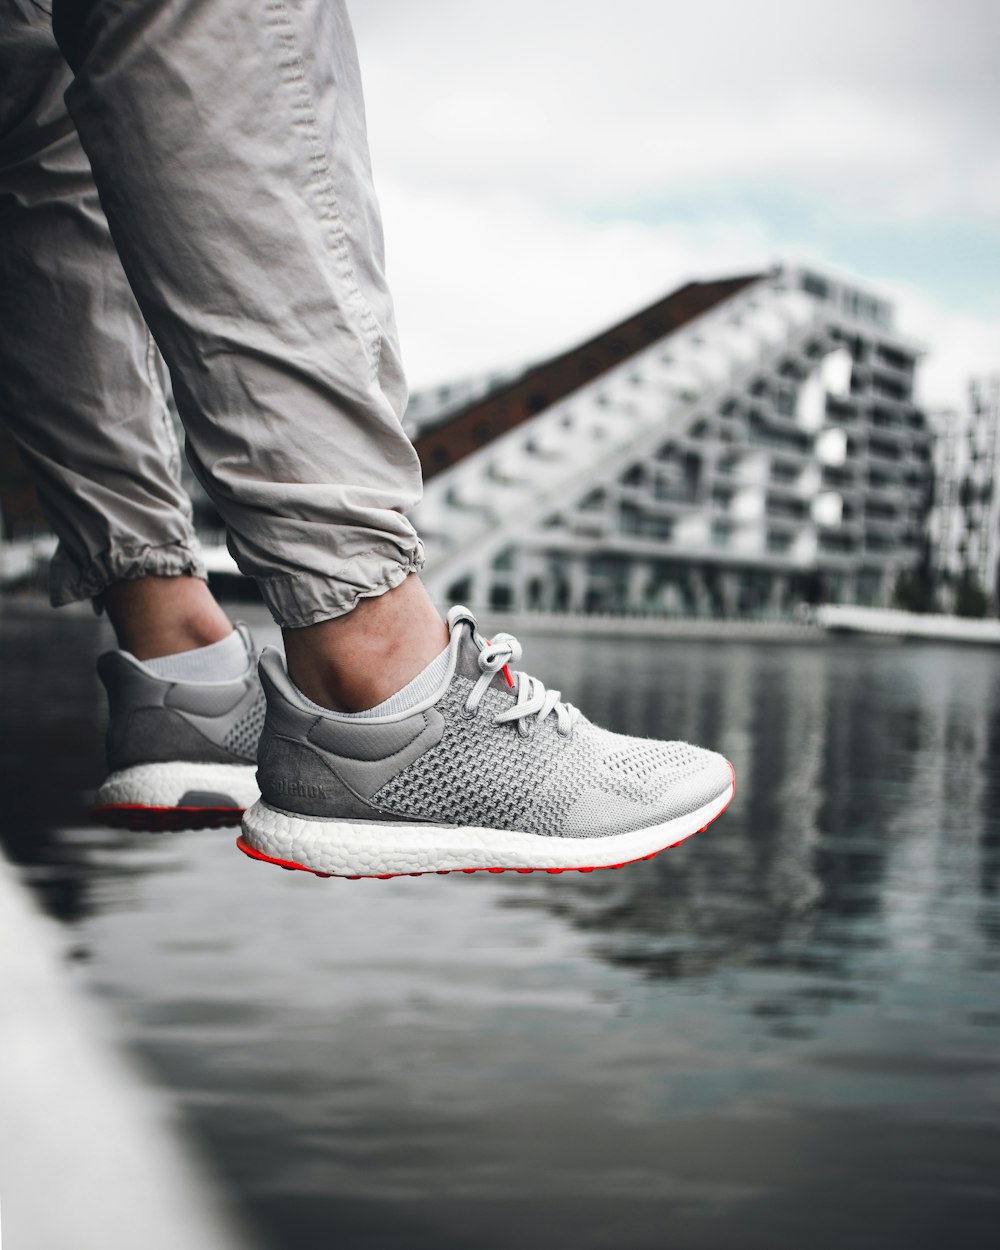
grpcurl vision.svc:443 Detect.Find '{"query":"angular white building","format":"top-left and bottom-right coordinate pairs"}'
top-left (408, 265), bottom-right (933, 617)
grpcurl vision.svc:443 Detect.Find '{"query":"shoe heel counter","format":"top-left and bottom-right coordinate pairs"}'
top-left (256, 729), bottom-right (370, 819)
top-left (255, 649), bottom-right (394, 820)
top-left (98, 651), bottom-right (162, 771)
top-left (99, 651), bottom-right (261, 770)
top-left (107, 707), bottom-right (231, 771)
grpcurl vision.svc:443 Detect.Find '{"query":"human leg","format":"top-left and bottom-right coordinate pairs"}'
top-left (282, 575), bottom-right (448, 712)
top-left (45, 0), bottom-right (734, 867)
top-left (52, 0), bottom-right (428, 640)
top-left (0, 2), bottom-right (264, 827)
top-left (0, 0), bottom-right (208, 612)
top-left (102, 575), bottom-right (232, 661)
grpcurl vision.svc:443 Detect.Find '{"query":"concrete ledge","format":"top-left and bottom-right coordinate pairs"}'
top-left (0, 852), bottom-right (251, 1250)
top-left (815, 604), bottom-right (1000, 645)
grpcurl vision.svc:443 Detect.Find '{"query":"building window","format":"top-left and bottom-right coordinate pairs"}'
top-left (619, 504), bottom-right (640, 535)
top-left (767, 497), bottom-right (807, 520)
top-left (820, 532), bottom-right (855, 553)
top-left (869, 437), bottom-right (902, 462)
top-left (711, 520), bottom-right (731, 548)
top-left (802, 272), bottom-right (830, 300)
top-left (489, 584), bottom-right (513, 610)
top-left (619, 505), bottom-right (673, 541)
top-left (876, 345), bottom-right (910, 371)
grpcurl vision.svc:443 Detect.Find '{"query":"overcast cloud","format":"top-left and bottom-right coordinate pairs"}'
top-left (351, 0), bottom-right (999, 406)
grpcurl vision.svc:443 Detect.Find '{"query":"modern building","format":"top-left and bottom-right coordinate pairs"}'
top-left (0, 263), bottom-right (941, 616)
top-left (929, 375), bottom-right (1000, 608)
top-left (408, 264), bottom-right (934, 617)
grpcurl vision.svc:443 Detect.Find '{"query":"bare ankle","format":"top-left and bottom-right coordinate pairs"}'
top-left (102, 574), bottom-right (233, 660)
top-left (283, 574), bottom-right (448, 712)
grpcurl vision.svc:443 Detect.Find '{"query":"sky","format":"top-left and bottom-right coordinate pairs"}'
top-left (350, 0), bottom-right (999, 409)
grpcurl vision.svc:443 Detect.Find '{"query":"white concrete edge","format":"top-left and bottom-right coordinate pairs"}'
top-left (0, 850), bottom-right (256, 1250)
top-left (447, 608), bottom-right (825, 643)
top-left (816, 604), bottom-right (1000, 643)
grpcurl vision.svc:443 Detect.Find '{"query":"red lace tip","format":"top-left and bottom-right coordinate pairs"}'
top-left (481, 634), bottom-right (514, 688)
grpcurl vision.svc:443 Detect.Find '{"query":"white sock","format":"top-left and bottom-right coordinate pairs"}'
top-left (293, 645), bottom-right (451, 718)
top-left (143, 629), bottom-right (249, 682)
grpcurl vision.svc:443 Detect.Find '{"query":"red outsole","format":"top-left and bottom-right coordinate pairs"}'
top-left (235, 764), bottom-right (735, 880)
top-left (92, 804), bottom-right (244, 832)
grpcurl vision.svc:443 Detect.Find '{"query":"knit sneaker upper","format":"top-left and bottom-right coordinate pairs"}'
top-left (369, 673), bottom-right (728, 837)
top-left (255, 608), bottom-right (731, 838)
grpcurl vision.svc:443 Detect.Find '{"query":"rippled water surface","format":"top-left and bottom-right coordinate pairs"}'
top-left (3, 604), bottom-right (999, 1249)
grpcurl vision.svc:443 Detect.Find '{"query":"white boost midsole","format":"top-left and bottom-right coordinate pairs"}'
top-left (241, 779), bottom-right (735, 875)
top-left (95, 762), bottom-right (260, 809)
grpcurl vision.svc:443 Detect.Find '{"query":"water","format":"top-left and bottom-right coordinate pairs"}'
top-left (2, 604), bottom-right (999, 1249)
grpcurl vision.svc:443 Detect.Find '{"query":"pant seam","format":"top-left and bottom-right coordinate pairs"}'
top-left (143, 329), bottom-right (164, 404)
top-left (142, 329), bottom-right (185, 486)
top-left (262, 0), bottom-right (383, 381)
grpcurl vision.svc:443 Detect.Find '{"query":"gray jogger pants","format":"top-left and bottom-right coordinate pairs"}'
top-left (0, 0), bottom-right (425, 628)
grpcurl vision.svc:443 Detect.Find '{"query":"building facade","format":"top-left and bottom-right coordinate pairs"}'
top-left (0, 264), bottom-right (945, 615)
top-left (409, 265), bottom-right (934, 617)
top-left (929, 375), bottom-right (1000, 608)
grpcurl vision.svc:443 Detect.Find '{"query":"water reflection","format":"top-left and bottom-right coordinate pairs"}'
top-left (0, 606), bottom-right (112, 921)
top-left (514, 635), bottom-right (1000, 1040)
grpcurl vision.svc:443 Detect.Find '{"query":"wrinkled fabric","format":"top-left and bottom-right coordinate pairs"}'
top-left (0, 0), bottom-right (425, 626)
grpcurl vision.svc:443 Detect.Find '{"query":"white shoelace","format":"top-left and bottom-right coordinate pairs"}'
top-left (464, 632), bottom-right (578, 739)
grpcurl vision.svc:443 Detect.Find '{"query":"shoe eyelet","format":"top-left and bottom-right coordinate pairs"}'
top-left (461, 701), bottom-right (477, 719)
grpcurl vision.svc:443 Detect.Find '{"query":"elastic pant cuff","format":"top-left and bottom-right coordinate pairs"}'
top-left (49, 539), bottom-right (208, 609)
top-left (257, 541), bottom-right (426, 629)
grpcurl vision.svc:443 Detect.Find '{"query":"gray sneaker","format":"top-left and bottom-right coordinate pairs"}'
top-left (92, 622), bottom-right (265, 831)
top-left (238, 607), bottom-right (734, 878)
